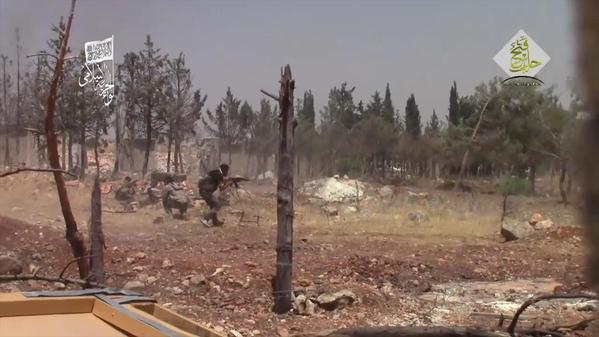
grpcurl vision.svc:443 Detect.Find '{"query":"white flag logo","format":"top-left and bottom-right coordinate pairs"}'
top-left (84, 36), bottom-right (114, 64)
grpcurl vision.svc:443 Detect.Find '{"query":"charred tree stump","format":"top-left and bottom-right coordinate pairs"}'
top-left (262, 65), bottom-right (296, 314)
top-left (89, 175), bottom-right (105, 283)
top-left (44, 0), bottom-right (89, 279)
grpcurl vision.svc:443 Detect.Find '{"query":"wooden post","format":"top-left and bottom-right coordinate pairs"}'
top-left (44, 0), bottom-right (89, 279)
top-left (262, 65), bottom-right (296, 314)
top-left (576, 0), bottom-right (599, 286)
top-left (89, 175), bottom-right (105, 283)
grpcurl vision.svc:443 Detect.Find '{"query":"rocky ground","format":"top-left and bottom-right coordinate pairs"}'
top-left (0, 173), bottom-right (597, 336)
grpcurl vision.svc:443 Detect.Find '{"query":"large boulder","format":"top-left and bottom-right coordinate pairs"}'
top-left (378, 185), bottom-right (394, 198)
top-left (501, 220), bottom-right (534, 241)
top-left (0, 255), bottom-right (23, 275)
top-left (408, 211), bottom-right (428, 224)
top-left (321, 205), bottom-right (339, 216)
top-left (301, 177), bottom-right (365, 203)
top-left (535, 219), bottom-right (554, 230)
top-left (123, 280), bottom-right (145, 292)
top-left (316, 289), bottom-right (357, 311)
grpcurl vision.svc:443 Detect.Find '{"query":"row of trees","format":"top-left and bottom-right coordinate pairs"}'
top-left (0, 32), bottom-right (582, 201)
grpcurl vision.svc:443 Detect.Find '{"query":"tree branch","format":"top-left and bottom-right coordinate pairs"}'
top-left (0, 274), bottom-right (102, 288)
top-left (260, 89), bottom-right (280, 101)
top-left (507, 293), bottom-right (599, 336)
top-left (0, 167), bottom-right (76, 178)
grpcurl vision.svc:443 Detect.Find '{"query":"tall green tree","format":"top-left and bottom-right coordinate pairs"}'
top-left (202, 87), bottom-right (241, 164)
top-left (164, 52), bottom-right (206, 173)
top-left (321, 82), bottom-right (357, 129)
top-left (298, 90), bottom-right (315, 127)
top-left (364, 91), bottom-right (383, 119)
top-left (404, 93), bottom-right (421, 139)
top-left (137, 35), bottom-right (169, 176)
top-left (425, 109), bottom-right (441, 137)
top-left (382, 83), bottom-right (395, 125)
top-left (449, 81), bottom-right (459, 126)
top-left (250, 98), bottom-right (278, 174)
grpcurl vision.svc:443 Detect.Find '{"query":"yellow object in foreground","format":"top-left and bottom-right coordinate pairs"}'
top-left (0, 290), bottom-right (224, 337)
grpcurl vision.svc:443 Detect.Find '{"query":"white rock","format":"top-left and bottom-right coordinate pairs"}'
top-left (123, 280), bottom-right (145, 292)
top-left (501, 220), bottom-right (534, 241)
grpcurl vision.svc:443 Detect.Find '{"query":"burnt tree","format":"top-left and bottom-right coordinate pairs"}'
top-left (89, 176), bottom-right (105, 283)
top-left (44, 0), bottom-right (89, 279)
top-left (262, 65), bottom-right (296, 314)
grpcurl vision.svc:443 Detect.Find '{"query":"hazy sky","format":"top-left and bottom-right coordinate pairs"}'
top-left (0, 0), bottom-right (577, 123)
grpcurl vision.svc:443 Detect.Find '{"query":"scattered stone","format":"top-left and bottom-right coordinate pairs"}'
top-left (244, 261), bottom-right (257, 268)
top-left (172, 287), bottom-right (184, 295)
top-left (132, 266), bottom-right (144, 272)
top-left (321, 205), bottom-right (338, 216)
top-left (575, 300), bottom-right (598, 312)
top-left (146, 276), bottom-right (157, 285)
top-left (316, 290), bottom-right (357, 310)
top-left (123, 280), bottom-right (145, 292)
top-left (162, 259), bottom-right (174, 269)
top-left (408, 211), bottom-right (428, 224)
top-left (535, 219), bottom-right (554, 230)
top-left (341, 205), bottom-right (358, 214)
top-left (501, 220), bottom-right (534, 241)
top-left (529, 213), bottom-right (544, 225)
top-left (378, 185), bottom-right (394, 198)
top-left (31, 253), bottom-right (42, 261)
top-left (0, 255), bottom-right (23, 275)
top-left (276, 326), bottom-right (289, 337)
top-left (53, 282), bottom-right (66, 290)
top-left (126, 257), bottom-right (135, 264)
top-left (210, 267), bottom-right (225, 277)
top-left (297, 279), bottom-right (311, 287)
top-left (190, 275), bottom-right (207, 286)
top-left (135, 252), bottom-right (147, 260)
top-left (137, 274), bottom-right (149, 283)
top-left (407, 191), bottom-right (429, 203)
top-left (182, 280), bottom-right (190, 287)
top-left (229, 330), bottom-right (243, 337)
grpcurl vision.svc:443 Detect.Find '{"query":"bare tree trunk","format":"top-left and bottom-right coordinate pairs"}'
top-left (67, 133), bottom-right (73, 170)
top-left (527, 164), bottom-right (536, 196)
top-left (271, 65), bottom-right (295, 314)
top-left (112, 104), bottom-right (120, 176)
top-left (178, 142), bottom-right (184, 174)
top-left (80, 129), bottom-right (87, 180)
top-left (89, 175), bottom-right (104, 283)
top-left (44, 0), bottom-right (89, 279)
top-left (559, 160), bottom-right (568, 204)
top-left (167, 131), bottom-right (172, 172)
top-left (1, 55), bottom-right (9, 166)
top-left (15, 28), bottom-right (21, 157)
top-left (61, 136), bottom-right (66, 169)
top-left (142, 110), bottom-right (152, 176)
top-left (576, 0), bottom-right (599, 286)
top-left (93, 136), bottom-right (100, 177)
top-left (455, 96), bottom-right (493, 190)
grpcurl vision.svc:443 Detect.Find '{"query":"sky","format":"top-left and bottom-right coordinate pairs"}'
top-left (0, 0), bottom-right (577, 123)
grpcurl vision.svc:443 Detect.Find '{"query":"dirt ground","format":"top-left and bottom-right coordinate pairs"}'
top-left (0, 173), bottom-right (596, 336)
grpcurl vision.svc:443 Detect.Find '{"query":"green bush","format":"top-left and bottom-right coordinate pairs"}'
top-left (497, 176), bottom-right (528, 196)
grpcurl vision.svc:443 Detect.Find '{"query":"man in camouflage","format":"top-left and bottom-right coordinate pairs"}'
top-left (198, 163), bottom-right (229, 227)
top-left (161, 174), bottom-right (191, 219)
